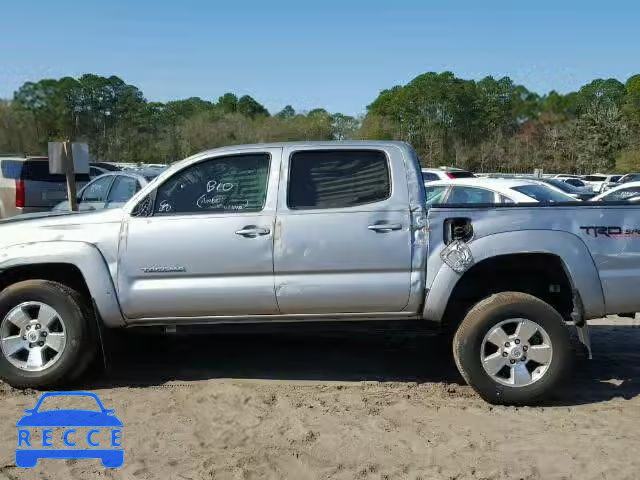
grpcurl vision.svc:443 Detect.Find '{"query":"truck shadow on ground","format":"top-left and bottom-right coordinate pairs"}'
top-left (88, 322), bottom-right (640, 406)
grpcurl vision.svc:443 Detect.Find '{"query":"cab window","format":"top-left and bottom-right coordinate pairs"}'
top-left (153, 154), bottom-right (270, 215)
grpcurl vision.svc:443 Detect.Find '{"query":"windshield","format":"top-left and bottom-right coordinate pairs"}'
top-left (511, 184), bottom-right (575, 202)
top-left (35, 394), bottom-right (103, 412)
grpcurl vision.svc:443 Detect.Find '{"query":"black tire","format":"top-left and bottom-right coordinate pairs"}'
top-left (0, 280), bottom-right (97, 389)
top-left (453, 291), bottom-right (573, 406)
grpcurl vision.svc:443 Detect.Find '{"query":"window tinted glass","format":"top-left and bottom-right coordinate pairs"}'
top-left (154, 153), bottom-right (270, 214)
top-left (425, 185), bottom-right (447, 204)
top-left (447, 186), bottom-right (495, 204)
top-left (1, 160), bottom-right (89, 182)
top-left (602, 187), bottom-right (640, 201)
top-left (107, 176), bottom-right (140, 203)
top-left (511, 185), bottom-right (573, 202)
top-left (288, 150), bottom-right (390, 209)
top-left (81, 177), bottom-right (113, 202)
top-left (583, 175), bottom-right (606, 182)
top-left (610, 176), bottom-right (622, 182)
top-left (422, 172), bottom-right (439, 182)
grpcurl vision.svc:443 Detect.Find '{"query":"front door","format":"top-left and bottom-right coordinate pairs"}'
top-left (274, 147), bottom-right (413, 314)
top-left (118, 149), bottom-right (281, 320)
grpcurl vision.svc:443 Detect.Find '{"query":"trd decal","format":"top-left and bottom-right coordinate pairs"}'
top-left (580, 226), bottom-right (640, 238)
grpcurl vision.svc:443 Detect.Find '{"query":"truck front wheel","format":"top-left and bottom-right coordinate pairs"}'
top-left (0, 280), bottom-right (97, 389)
top-left (453, 292), bottom-right (573, 405)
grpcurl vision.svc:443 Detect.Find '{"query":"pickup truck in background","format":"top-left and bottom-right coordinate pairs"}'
top-left (0, 141), bottom-right (639, 405)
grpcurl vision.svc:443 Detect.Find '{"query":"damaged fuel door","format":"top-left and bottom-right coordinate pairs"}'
top-left (440, 218), bottom-right (474, 273)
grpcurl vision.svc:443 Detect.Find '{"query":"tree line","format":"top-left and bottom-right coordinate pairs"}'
top-left (1, 72), bottom-right (639, 173)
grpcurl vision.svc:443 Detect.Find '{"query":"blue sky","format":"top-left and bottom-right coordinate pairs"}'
top-left (1, 0), bottom-right (638, 116)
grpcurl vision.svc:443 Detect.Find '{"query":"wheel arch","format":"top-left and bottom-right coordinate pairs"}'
top-left (0, 241), bottom-right (125, 328)
top-left (424, 230), bottom-right (606, 327)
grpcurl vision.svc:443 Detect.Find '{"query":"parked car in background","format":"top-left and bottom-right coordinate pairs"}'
top-left (53, 168), bottom-right (162, 212)
top-left (424, 178), bottom-right (576, 204)
top-left (553, 174), bottom-right (581, 179)
top-left (0, 156), bottom-right (89, 219)
top-left (557, 177), bottom-right (589, 189)
top-left (581, 174), bottom-right (622, 193)
top-left (590, 181), bottom-right (640, 202)
top-left (422, 167), bottom-right (475, 183)
top-left (531, 178), bottom-right (595, 201)
top-left (617, 173), bottom-right (640, 184)
top-left (89, 162), bottom-right (121, 179)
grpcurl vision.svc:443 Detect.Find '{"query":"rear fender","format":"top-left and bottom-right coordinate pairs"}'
top-left (423, 230), bottom-right (605, 322)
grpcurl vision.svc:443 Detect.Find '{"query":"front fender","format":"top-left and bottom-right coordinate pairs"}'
top-left (423, 230), bottom-right (606, 322)
top-left (0, 241), bottom-right (125, 327)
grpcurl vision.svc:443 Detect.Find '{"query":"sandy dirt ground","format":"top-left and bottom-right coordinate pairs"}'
top-left (0, 317), bottom-right (639, 480)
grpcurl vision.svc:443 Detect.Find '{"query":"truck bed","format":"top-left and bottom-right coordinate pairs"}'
top-left (426, 203), bottom-right (640, 318)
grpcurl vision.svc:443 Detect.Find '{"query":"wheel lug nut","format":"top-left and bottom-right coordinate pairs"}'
top-left (35, 324), bottom-right (41, 330)
top-left (42, 332), bottom-right (47, 337)
top-left (504, 342), bottom-right (510, 347)
top-left (523, 345), bottom-right (528, 351)
top-left (38, 341), bottom-right (44, 347)
top-left (25, 325), bottom-right (30, 330)
top-left (514, 339), bottom-right (520, 344)
top-left (521, 357), bottom-right (527, 362)
top-left (502, 352), bottom-right (508, 357)
top-left (510, 359), bottom-right (516, 364)
top-left (22, 335), bottom-right (27, 340)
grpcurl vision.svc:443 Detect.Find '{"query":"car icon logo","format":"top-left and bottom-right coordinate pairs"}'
top-left (15, 391), bottom-right (123, 468)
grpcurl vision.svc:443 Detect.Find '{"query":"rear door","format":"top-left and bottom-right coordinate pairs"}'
top-left (274, 147), bottom-right (412, 314)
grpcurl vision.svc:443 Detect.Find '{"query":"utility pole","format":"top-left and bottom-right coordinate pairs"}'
top-left (48, 141), bottom-right (89, 212)
top-left (63, 141), bottom-right (78, 211)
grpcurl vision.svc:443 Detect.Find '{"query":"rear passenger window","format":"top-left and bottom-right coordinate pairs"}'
top-left (154, 153), bottom-right (270, 215)
top-left (288, 150), bottom-right (390, 209)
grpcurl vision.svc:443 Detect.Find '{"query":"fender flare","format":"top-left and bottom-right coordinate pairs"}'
top-left (423, 230), bottom-right (606, 322)
top-left (0, 241), bottom-right (125, 327)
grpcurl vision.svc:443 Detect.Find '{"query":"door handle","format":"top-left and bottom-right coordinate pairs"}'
top-left (367, 223), bottom-right (402, 233)
top-left (235, 226), bottom-right (271, 237)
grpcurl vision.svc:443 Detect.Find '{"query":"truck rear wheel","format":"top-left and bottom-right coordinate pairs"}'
top-left (0, 280), bottom-right (97, 389)
top-left (453, 292), bottom-right (573, 405)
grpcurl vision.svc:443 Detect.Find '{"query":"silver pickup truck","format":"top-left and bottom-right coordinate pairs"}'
top-left (0, 141), bottom-right (639, 405)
